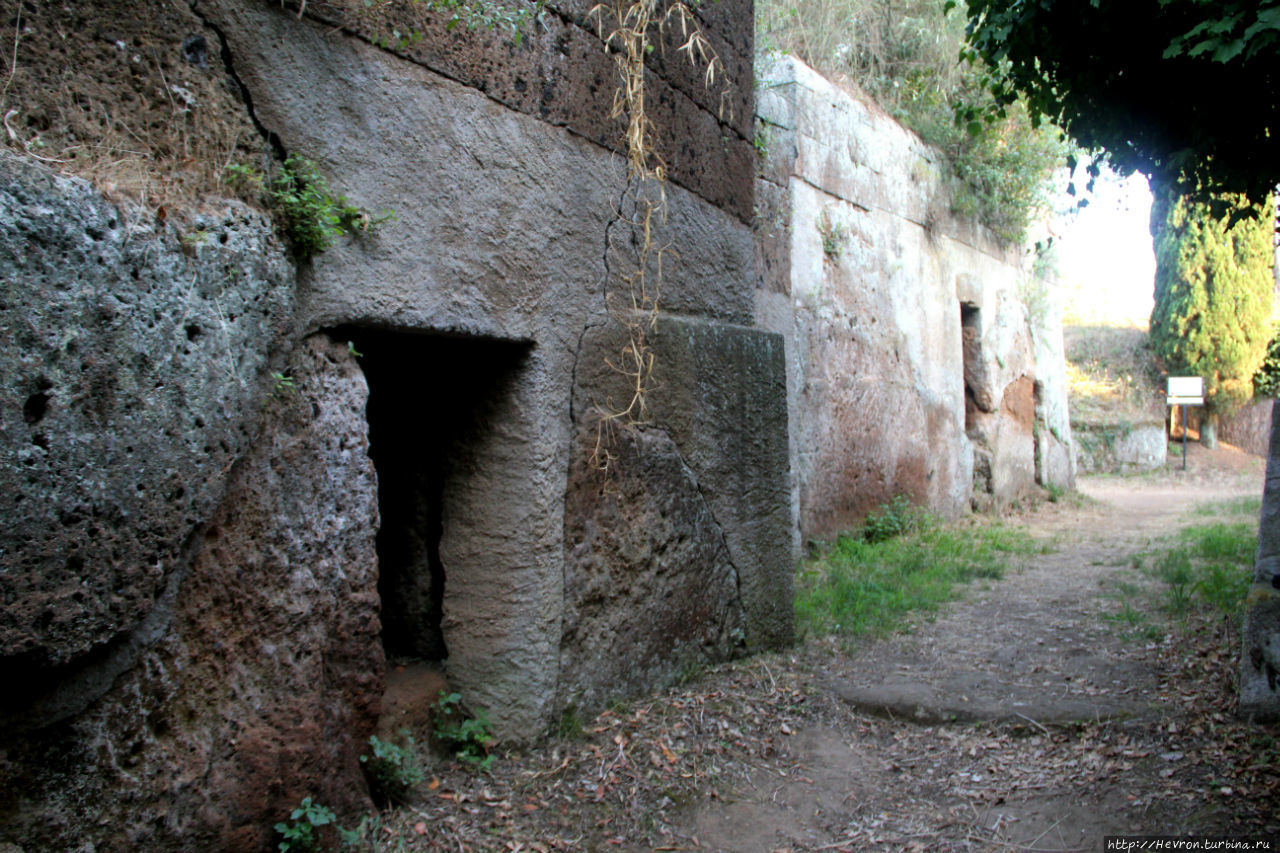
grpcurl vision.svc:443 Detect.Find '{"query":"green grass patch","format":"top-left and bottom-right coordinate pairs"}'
top-left (1190, 495), bottom-right (1262, 519)
top-left (1132, 517), bottom-right (1258, 619)
top-left (796, 519), bottom-right (1044, 643)
top-left (1101, 595), bottom-right (1164, 642)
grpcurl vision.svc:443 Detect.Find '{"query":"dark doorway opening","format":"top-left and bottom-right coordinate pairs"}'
top-left (333, 326), bottom-right (532, 663)
top-left (960, 301), bottom-right (982, 433)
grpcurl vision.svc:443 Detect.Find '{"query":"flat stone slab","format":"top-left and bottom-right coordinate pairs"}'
top-left (829, 669), bottom-right (1154, 726)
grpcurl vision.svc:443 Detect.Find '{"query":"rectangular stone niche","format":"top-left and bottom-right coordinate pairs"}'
top-left (334, 327), bottom-right (533, 665)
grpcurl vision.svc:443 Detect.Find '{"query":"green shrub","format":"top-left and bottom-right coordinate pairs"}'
top-left (1149, 185), bottom-right (1273, 418)
top-left (756, 0), bottom-right (1067, 244)
top-left (862, 495), bottom-right (923, 543)
top-left (274, 797), bottom-right (336, 853)
top-left (1253, 326), bottom-right (1280, 398)
top-left (359, 733), bottom-right (423, 803)
top-left (433, 691), bottom-right (495, 772)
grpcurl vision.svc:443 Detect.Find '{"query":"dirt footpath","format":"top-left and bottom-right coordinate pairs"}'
top-left (680, 446), bottom-right (1277, 852)
top-left (391, 445), bottom-right (1278, 853)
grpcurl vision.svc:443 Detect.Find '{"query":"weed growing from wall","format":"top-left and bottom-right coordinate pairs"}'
top-left (586, 0), bottom-right (727, 473)
top-left (227, 156), bottom-right (384, 260)
top-left (818, 209), bottom-right (845, 260)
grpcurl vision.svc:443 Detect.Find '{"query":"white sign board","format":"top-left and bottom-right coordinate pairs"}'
top-left (1167, 376), bottom-right (1204, 405)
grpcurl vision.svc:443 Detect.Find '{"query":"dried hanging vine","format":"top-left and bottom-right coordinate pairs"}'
top-left (586, 0), bottom-right (726, 474)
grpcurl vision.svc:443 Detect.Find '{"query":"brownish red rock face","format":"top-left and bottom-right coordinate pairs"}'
top-left (2, 336), bottom-right (383, 851)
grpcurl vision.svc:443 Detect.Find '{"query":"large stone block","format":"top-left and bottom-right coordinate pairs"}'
top-left (646, 317), bottom-right (794, 648)
top-left (1029, 281), bottom-right (1076, 490)
top-left (573, 316), bottom-right (793, 652)
top-left (968, 375), bottom-right (1037, 508)
top-left (0, 152), bottom-right (293, 698)
top-left (560, 426), bottom-right (746, 711)
top-left (227, 0), bottom-right (755, 221)
top-left (1073, 423), bottom-right (1167, 474)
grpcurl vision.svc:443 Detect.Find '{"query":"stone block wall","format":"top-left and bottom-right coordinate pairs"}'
top-left (1074, 424), bottom-right (1168, 474)
top-left (0, 1), bottom-right (791, 849)
top-left (753, 56), bottom-right (1075, 541)
top-left (1221, 398), bottom-right (1276, 457)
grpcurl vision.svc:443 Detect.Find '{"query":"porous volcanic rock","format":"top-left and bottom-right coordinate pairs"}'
top-left (0, 335), bottom-right (383, 852)
top-left (0, 151), bottom-right (293, 694)
top-left (561, 425), bottom-right (746, 710)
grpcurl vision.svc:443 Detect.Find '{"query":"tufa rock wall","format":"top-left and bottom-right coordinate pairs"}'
top-left (0, 151), bottom-right (295, 717)
top-left (753, 56), bottom-right (1074, 541)
top-left (1, 336), bottom-right (383, 851)
top-left (1240, 402), bottom-right (1280, 720)
top-left (1220, 398), bottom-right (1276, 458)
top-left (1, 0), bottom-right (790, 848)
top-left (1074, 424), bottom-right (1168, 474)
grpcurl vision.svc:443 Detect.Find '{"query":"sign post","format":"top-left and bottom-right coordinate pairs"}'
top-left (1166, 377), bottom-right (1204, 471)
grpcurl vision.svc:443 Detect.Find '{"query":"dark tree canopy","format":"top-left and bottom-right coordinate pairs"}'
top-left (960, 0), bottom-right (1280, 206)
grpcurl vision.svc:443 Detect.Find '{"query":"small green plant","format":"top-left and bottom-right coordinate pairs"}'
top-left (1044, 482), bottom-right (1066, 503)
top-left (1198, 562), bottom-right (1251, 617)
top-left (862, 495), bottom-right (922, 544)
top-left (818, 212), bottom-right (845, 260)
top-left (181, 228), bottom-right (212, 249)
top-left (274, 797), bottom-right (336, 853)
top-left (433, 691), bottom-right (495, 772)
top-left (360, 733), bottom-right (423, 802)
top-left (1153, 550), bottom-right (1196, 614)
top-left (269, 155), bottom-right (367, 259)
top-left (225, 162), bottom-right (265, 194)
top-left (271, 371), bottom-right (296, 397)
top-left (753, 123), bottom-right (773, 158)
top-left (557, 705), bottom-right (586, 740)
top-left (335, 812), bottom-right (388, 848)
top-left (226, 157), bottom-right (383, 260)
top-left (675, 659), bottom-right (706, 685)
